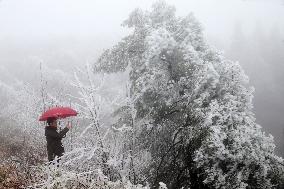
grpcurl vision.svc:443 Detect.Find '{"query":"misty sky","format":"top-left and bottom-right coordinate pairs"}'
top-left (0, 0), bottom-right (283, 43)
top-left (1, 0), bottom-right (283, 71)
top-left (0, 0), bottom-right (284, 155)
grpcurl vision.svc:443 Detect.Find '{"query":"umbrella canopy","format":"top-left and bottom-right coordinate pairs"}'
top-left (39, 107), bottom-right (78, 121)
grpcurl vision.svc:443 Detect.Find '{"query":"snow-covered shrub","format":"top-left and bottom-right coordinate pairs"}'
top-left (26, 64), bottom-right (151, 188)
top-left (27, 160), bottom-right (151, 189)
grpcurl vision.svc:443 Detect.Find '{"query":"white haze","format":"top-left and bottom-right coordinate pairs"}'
top-left (0, 0), bottom-right (283, 155)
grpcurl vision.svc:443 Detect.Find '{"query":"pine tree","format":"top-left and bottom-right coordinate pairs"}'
top-left (95, 1), bottom-right (284, 188)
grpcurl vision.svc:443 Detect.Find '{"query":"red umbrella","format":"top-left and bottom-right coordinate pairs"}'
top-left (39, 107), bottom-right (78, 121)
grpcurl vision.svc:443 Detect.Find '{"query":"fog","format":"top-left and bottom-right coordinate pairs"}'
top-left (0, 0), bottom-right (284, 156)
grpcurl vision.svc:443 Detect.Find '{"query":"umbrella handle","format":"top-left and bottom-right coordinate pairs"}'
top-left (66, 121), bottom-right (72, 129)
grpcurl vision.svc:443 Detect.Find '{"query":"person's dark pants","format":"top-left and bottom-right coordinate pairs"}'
top-left (48, 153), bottom-right (63, 167)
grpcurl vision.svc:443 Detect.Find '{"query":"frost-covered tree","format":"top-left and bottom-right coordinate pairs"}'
top-left (27, 64), bottom-right (154, 189)
top-left (95, 1), bottom-right (284, 188)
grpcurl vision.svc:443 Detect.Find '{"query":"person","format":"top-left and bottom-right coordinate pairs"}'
top-left (45, 117), bottom-right (71, 162)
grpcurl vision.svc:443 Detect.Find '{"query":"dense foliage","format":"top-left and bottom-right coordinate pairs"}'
top-left (95, 1), bottom-right (284, 188)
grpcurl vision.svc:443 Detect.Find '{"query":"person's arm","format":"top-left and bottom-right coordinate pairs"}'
top-left (46, 127), bottom-right (69, 139)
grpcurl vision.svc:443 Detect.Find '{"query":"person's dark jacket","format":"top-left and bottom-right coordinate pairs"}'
top-left (45, 126), bottom-right (69, 161)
